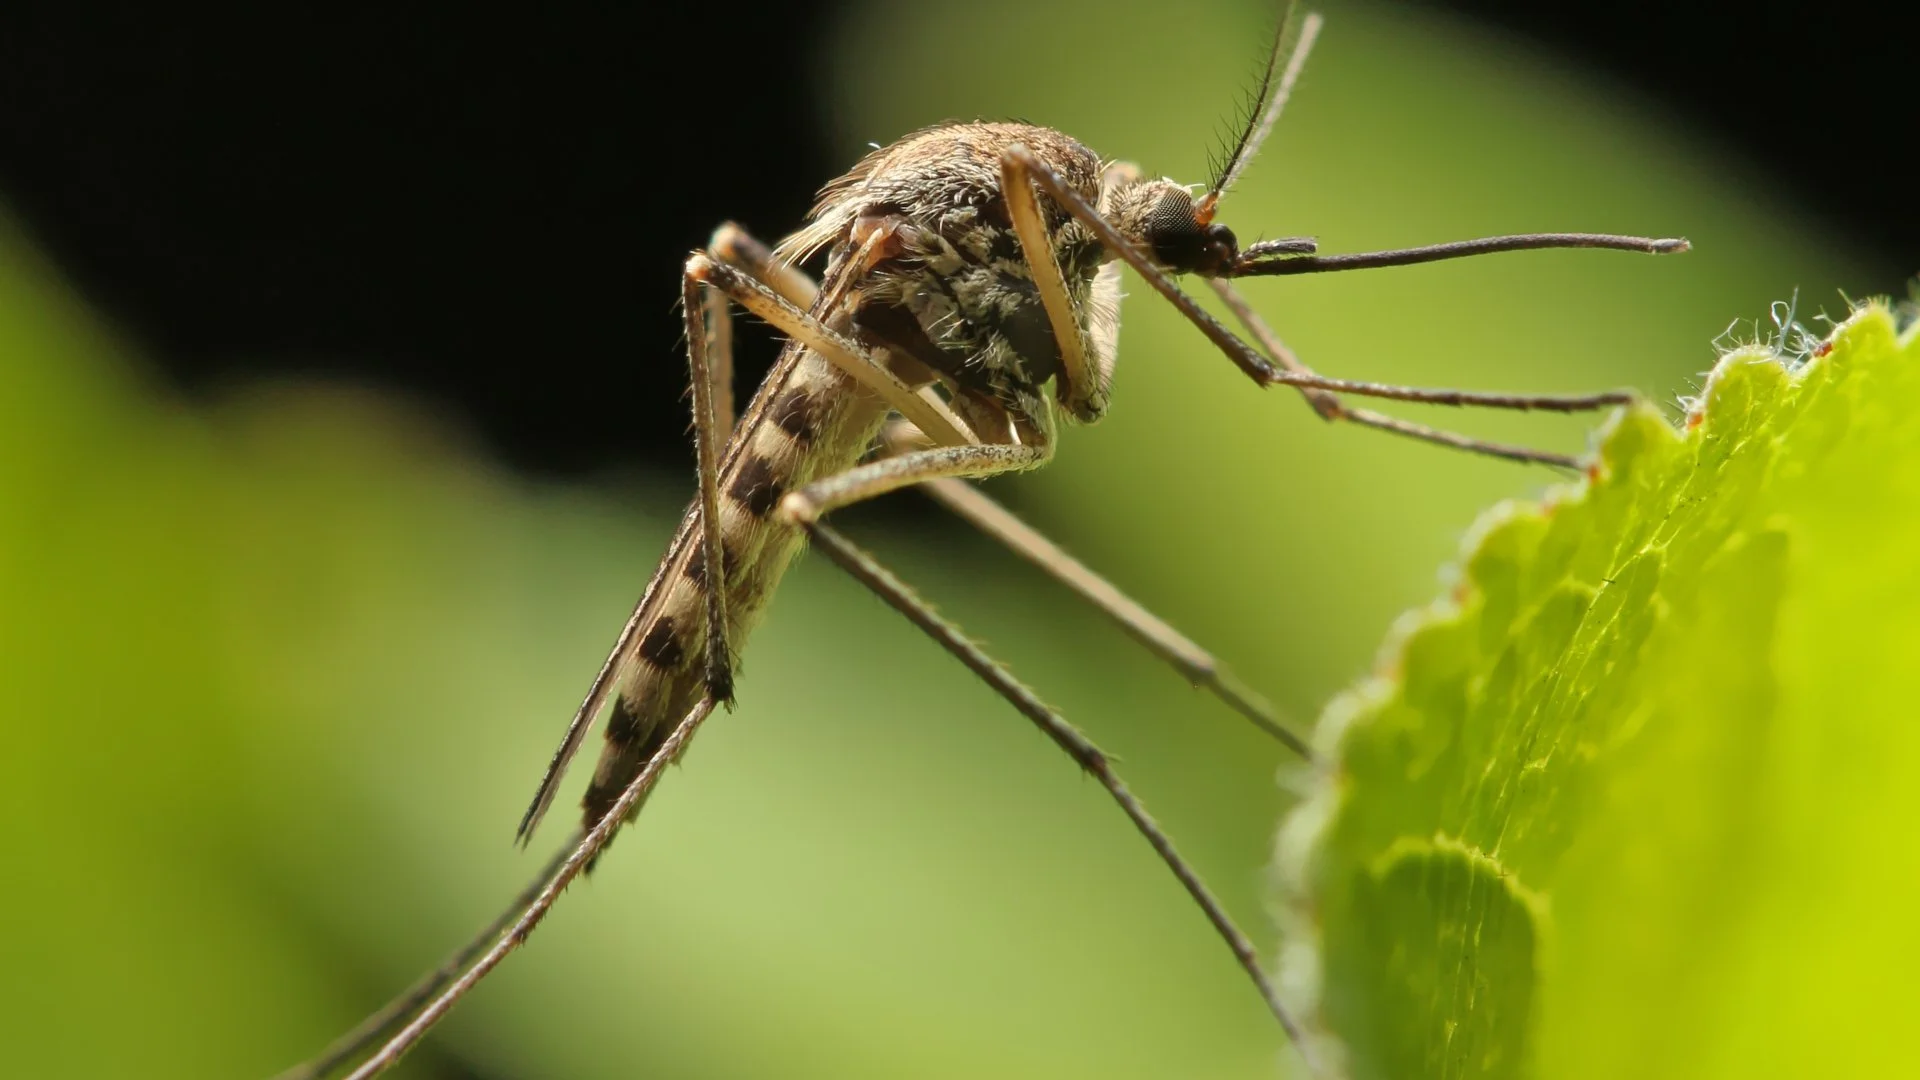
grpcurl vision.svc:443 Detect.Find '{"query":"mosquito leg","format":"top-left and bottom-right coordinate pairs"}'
top-left (780, 432), bottom-right (1313, 1061)
top-left (1003, 144), bottom-right (1640, 414)
top-left (681, 269), bottom-right (736, 701)
top-left (798, 518), bottom-right (1312, 1063)
top-left (701, 280), bottom-right (735, 445)
top-left (1000, 151), bottom-right (1102, 421)
top-left (708, 221), bottom-right (819, 309)
top-left (682, 217), bottom-right (848, 687)
top-left (687, 253), bottom-right (977, 447)
top-left (777, 442), bottom-right (1050, 525)
top-left (513, 255), bottom-right (751, 838)
top-left (864, 422), bottom-right (1309, 755)
top-left (703, 222), bottom-right (813, 446)
top-left (269, 846), bottom-right (572, 1080)
top-left (916, 472), bottom-right (1311, 758)
top-left (276, 696), bottom-right (722, 1080)
top-left (706, 223), bottom-right (972, 432)
top-left (1205, 277), bottom-right (1587, 469)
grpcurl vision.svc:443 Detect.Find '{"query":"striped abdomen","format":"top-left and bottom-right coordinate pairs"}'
top-left (579, 344), bottom-right (888, 828)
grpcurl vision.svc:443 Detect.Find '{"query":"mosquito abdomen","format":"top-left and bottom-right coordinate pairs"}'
top-left (580, 347), bottom-right (889, 830)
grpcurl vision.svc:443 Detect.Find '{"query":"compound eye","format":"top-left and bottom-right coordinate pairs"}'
top-left (1144, 188), bottom-right (1207, 270)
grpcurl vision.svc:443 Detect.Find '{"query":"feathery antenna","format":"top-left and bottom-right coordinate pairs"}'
top-left (1199, 5), bottom-right (1323, 222)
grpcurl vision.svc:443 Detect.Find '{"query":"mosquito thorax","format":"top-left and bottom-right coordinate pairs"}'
top-left (776, 122), bottom-right (1116, 427)
top-left (1102, 177), bottom-right (1240, 277)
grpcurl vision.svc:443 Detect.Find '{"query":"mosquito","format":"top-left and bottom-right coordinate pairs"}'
top-left (279, 6), bottom-right (1685, 1077)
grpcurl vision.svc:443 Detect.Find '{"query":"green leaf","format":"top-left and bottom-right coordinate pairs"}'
top-left (1277, 303), bottom-right (1920, 1079)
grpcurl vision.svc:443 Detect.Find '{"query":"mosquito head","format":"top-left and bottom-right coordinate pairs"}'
top-left (1107, 177), bottom-right (1242, 277)
top-left (1093, 7), bottom-right (1323, 279)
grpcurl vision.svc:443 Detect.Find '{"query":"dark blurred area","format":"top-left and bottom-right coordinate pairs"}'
top-left (0, 0), bottom-right (1910, 477)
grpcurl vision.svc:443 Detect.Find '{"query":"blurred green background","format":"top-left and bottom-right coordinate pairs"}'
top-left (0, 0), bottom-right (1881, 1077)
